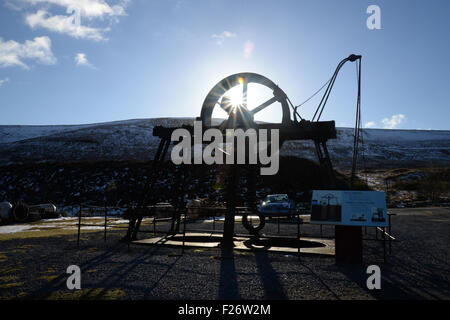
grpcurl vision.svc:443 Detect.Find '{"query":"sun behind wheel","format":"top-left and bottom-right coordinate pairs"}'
top-left (199, 72), bottom-right (292, 129)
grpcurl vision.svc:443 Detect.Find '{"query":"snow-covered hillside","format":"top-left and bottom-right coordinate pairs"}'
top-left (0, 118), bottom-right (448, 169)
top-left (282, 127), bottom-right (450, 169)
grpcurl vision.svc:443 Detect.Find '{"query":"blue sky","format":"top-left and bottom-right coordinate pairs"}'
top-left (0, 0), bottom-right (449, 130)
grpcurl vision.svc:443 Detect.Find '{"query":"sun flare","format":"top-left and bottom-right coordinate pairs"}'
top-left (225, 85), bottom-right (244, 107)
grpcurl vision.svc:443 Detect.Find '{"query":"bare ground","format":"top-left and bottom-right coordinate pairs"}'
top-left (0, 207), bottom-right (449, 300)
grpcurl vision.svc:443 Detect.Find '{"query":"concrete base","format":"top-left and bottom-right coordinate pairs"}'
top-left (132, 232), bottom-right (334, 256)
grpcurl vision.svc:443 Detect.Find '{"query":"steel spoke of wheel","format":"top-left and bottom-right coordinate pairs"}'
top-left (218, 98), bottom-right (233, 115)
top-left (250, 96), bottom-right (277, 115)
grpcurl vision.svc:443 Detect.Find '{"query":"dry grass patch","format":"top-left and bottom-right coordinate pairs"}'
top-left (38, 274), bottom-right (60, 282)
top-left (46, 288), bottom-right (125, 300)
top-left (0, 275), bottom-right (19, 283)
top-left (0, 282), bottom-right (24, 289)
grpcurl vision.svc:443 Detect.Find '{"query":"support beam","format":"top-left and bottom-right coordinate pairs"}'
top-left (222, 163), bottom-right (238, 249)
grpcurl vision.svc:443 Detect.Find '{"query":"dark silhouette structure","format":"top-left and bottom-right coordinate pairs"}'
top-left (123, 55), bottom-right (363, 254)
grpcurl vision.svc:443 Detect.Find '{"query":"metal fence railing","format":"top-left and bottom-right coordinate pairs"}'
top-left (74, 204), bottom-right (397, 262)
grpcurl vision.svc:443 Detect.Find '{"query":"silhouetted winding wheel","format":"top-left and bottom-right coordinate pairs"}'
top-left (200, 72), bottom-right (292, 130)
top-left (199, 73), bottom-right (295, 236)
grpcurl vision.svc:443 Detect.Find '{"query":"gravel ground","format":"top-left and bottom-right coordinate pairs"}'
top-left (0, 207), bottom-right (449, 300)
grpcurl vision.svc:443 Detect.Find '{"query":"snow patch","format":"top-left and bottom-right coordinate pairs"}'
top-left (0, 225), bottom-right (34, 234)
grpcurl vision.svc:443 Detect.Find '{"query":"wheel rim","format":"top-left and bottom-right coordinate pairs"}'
top-left (200, 72), bottom-right (291, 128)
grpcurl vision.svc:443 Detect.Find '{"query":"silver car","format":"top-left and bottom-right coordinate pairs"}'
top-left (258, 194), bottom-right (295, 216)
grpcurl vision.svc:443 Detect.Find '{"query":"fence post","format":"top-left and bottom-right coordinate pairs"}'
top-left (153, 207), bottom-right (156, 235)
top-left (77, 204), bottom-right (82, 246)
top-left (388, 213), bottom-right (395, 254)
top-left (383, 227), bottom-right (387, 263)
top-left (104, 203), bottom-right (107, 242)
top-left (182, 209), bottom-right (187, 254)
top-left (297, 213), bottom-right (301, 260)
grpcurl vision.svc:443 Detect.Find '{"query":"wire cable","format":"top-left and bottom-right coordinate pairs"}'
top-left (295, 77), bottom-right (332, 109)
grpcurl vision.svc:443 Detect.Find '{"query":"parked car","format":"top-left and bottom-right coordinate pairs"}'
top-left (258, 194), bottom-right (295, 216)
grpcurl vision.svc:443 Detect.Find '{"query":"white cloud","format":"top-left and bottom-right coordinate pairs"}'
top-left (26, 10), bottom-right (108, 41)
top-left (0, 77), bottom-right (10, 87)
top-left (212, 31), bottom-right (236, 45)
top-left (381, 114), bottom-right (406, 129)
top-left (22, 1), bottom-right (130, 41)
top-left (25, 0), bottom-right (128, 18)
top-left (364, 121), bottom-right (376, 128)
top-left (243, 40), bottom-right (254, 59)
top-left (74, 52), bottom-right (95, 68)
top-left (0, 36), bottom-right (56, 69)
